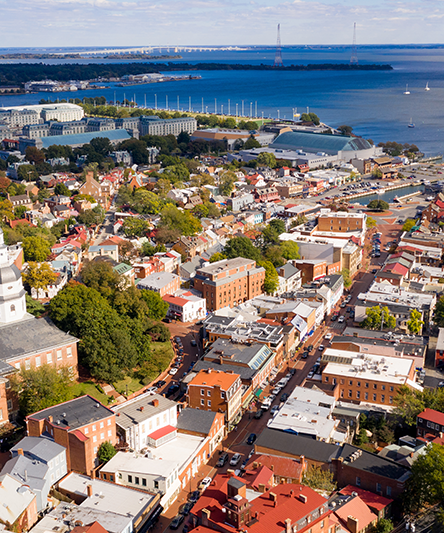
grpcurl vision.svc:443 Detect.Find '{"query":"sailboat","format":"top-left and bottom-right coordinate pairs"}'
top-left (404, 84), bottom-right (410, 95)
top-left (408, 118), bottom-right (415, 128)
top-left (425, 82), bottom-right (430, 91)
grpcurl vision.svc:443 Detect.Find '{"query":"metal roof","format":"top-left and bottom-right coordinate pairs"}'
top-left (40, 129), bottom-right (131, 148)
top-left (271, 131), bottom-right (372, 155)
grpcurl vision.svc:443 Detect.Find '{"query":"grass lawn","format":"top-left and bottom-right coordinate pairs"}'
top-left (113, 376), bottom-right (144, 396)
top-left (69, 381), bottom-right (110, 405)
top-left (150, 341), bottom-right (174, 360)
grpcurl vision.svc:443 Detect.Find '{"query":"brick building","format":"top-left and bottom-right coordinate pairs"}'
top-left (137, 272), bottom-right (181, 297)
top-left (187, 369), bottom-right (242, 425)
top-left (132, 257), bottom-right (165, 279)
top-left (416, 408), bottom-right (444, 442)
top-left (321, 349), bottom-right (417, 407)
top-left (26, 395), bottom-right (116, 475)
top-left (193, 258), bottom-right (265, 312)
top-left (293, 259), bottom-right (327, 284)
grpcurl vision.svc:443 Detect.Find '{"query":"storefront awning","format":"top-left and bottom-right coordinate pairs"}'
top-left (254, 388), bottom-right (263, 397)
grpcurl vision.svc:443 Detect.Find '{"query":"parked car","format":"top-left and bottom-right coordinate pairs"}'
top-left (155, 380), bottom-right (167, 388)
top-left (217, 452), bottom-right (229, 467)
top-left (346, 307), bottom-right (352, 313)
top-left (254, 409), bottom-right (264, 419)
top-left (199, 477), bottom-right (212, 491)
top-left (170, 515), bottom-right (185, 530)
top-left (246, 433), bottom-right (257, 445)
top-left (280, 393), bottom-right (289, 402)
top-left (331, 315), bottom-right (337, 321)
top-left (166, 383), bottom-right (179, 396)
top-left (145, 386), bottom-right (157, 395)
top-left (180, 502), bottom-right (194, 516)
top-left (270, 405), bottom-right (279, 415)
top-left (324, 333), bottom-right (332, 340)
top-left (301, 351), bottom-right (309, 358)
top-left (307, 344), bottom-right (313, 352)
top-left (189, 490), bottom-right (201, 504)
top-left (191, 340), bottom-right (197, 347)
top-left (289, 368), bottom-right (296, 376)
top-left (318, 345), bottom-right (325, 351)
top-left (230, 453), bottom-right (242, 466)
top-left (169, 368), bottom-right (178, 375)
top-left (163, 317), bottom-right (172, 323)
top-left (340, 302), bottom-right (346, 308)
top-left (338, 316), bottom-right (345, 323)
top-left (272, 387), bottom-right (281, 395)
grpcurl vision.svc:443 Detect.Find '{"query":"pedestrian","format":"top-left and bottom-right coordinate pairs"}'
top-left (410, 524), bottom-right (415, 533)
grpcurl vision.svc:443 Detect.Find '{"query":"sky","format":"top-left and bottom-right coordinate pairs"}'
top-left (1, 0), bottom-right (444, 48)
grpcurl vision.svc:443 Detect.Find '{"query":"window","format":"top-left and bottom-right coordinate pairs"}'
top-left (107, 419), bottom-right (111, 426)
top-left (93, 436), bottom-right (97, 443)
top-left (376, 483), bottom-right (382, 493)
top-left (373, 383), bottom-right (377, 389)
top-left (418, 418), bottom-right (423, 423)
top-left (340, 390), bottom-right (344, 398)
top-left (128, 475), bottom-right (133, 483)
top-left (85, 427), bottom-right (89, 434)
top-left (25, 359), bottom-right (31, 370)
top-left (356, 391), bottom-right (360, 399)
top-left (348, 390), bottom-right (352, 398)
top-left (100, 433), bottom-right (104, 440)
top-left (381, 385), bottom-right (386, 391)
top-left (92, 425), bottom-right (96, 431)
top-left (356, 476), bottom-right (361, 486)
top-left (201, 399), bottom-right (205, 406)
top-left (142, 478), bottom-right (147, 486)
top-left (207, 390), bottom-right (211, 397)
top-left (94, 446), bottom-right (97, 454)
top-left (389, 396), bottom-right (393, 404)
top-left (389, 386), bottom-right (394, 392)
top-left (201, 389), bottom-right (205, 396)
top-left (10, 304), bottom-right (15, 313)
top-left (57, 350), bottom-right (62, 360)
top-left (154, 480), bottom-right (159, 489)
top-left (365, 382), bottom-right (369, 388)
top-left (103, 473), bottom-right (107, 480)
top-left (340, 379), bottom-right (344, 385)
top-left (108, 430), bottom-right (112, 437)
top-left (364, 393), bottom-right (368, 400)
top-left (349, 380), bottom-right (353, 385)
top-left (357, 381), bottom-right (361, 387)
top-left (135, 477), bottom-right (140, 485)
top-left (67, 347), bottom-right (72, 358)
top-left (100, 422), bottom-right (104, 429)
top-left (386, 486), bottom-right (392, 497)
top-left (47, 352), bottom-right (53, 364)
top-left (381, 395), bottom-right (385, 403)
top-left (36, 356), bottom-right (41, 367)
top-left (7, 400), bottom-right (12, 411)
top-left (221, 391), bottom-right (226, 399)
top-left (208, 400), bottom-right (211, 407)
top-left (321, 521), bottom-right (325, 529)
top-left (373, 394), bottom-right (377, 401)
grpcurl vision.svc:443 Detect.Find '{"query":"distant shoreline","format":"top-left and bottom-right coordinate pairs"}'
top-left (0, 62), bottom-right (393, 86)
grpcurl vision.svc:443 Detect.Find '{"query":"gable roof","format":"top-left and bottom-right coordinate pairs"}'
top-left (418, 408), bottom-right (444, 426)
top-left (177, 408), bottom-right (219, 435)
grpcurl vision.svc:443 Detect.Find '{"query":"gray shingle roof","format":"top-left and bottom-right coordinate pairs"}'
top-left (11, 436), bottom-right (66, 463)
top-left (28, 395), bottom-right (114, 430)
top-left (0, 316), bottom-right (78, 363)
top-left (177, 408), bottom-right (217, 435)
top-left (113, 393), bottom-right (177, 430)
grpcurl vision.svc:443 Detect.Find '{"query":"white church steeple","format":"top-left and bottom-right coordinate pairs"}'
top-left (0, 227), bottom-right (27, 324)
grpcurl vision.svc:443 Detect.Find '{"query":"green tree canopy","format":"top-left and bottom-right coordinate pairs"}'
top-left (259, 260), bottom-right (279, 294)
top-left (256, 152), bottom-right (276, 168)
top-left (367, 199), bottom-right (389, 211)
top-left (209, 252), bottom-right (227, 263)
top-left (302, 465), bottom-right (336, 492)
top-left (366, 217), bottom-right (377, 228)
top-left (97, 441), bottom-right (117, 463)
top-left (77, 206), bottom-right (105, 227)
top-left (341, 268), bottom-right (352, 288)
top-left (361, 305), bottom-right (396, 330)
top-left (244, 135), bottom-right (261, 149)
top-left (22, 262), bottom-right (57, 291)
top-left (224, 236), bottom-right (262, 262)
top-left (122, 217), bottom-right (150, 238)
top-left (371, 520), bottom-right (393, 533)
top-left (22, 236), bottom-right (51, 262)
top-left (81, 260), bottom-right (122, 298)
top-left (139, 290), bottom-right (169, 320)
top-left (159, 205), bottom-right (201, 236)
top-left (218, 171), bottom-right (237, 196)
top-left (281, 240), bottom-right (300, 260)
top-left (407, 309), bottom-right (424, 334)
top-left (10, 364), bottom-right (73, 416)
top-left (402, 219), bottom-right (416, 232)
top-left (300, 112), bottom-right (320, 125)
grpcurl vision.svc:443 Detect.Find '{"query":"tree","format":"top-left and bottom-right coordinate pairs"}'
top-left (218, 171), bottom-right (237, 196)
top-left (366, 217), bottom-right (377, 228)
top-left (22, 236), bottom-right (51, 262)
top-left (14, 205), bottom-right (29, 220)
top-left (371, 520), bottom-right (393, 533)
top-left (404, 444), bottom-right (444, 512)
top-left (0, 175), bottom-right (11, 192)
top-left (402, 219), bottom-right (416, 232)
top-left (22, 262), bottom-right (57, 293)
top-left (256, 152), bottom-right (276, 168)
top-left (177, 131), bottom-right (190, 144)
top-left (77, 206), bottom-right (105, 227)
top-left (25, 293), bottom-right (46, 317)
top-left (159, 205), bottom-right (201, 236)
top-left (122, 217), bottom-right (150, 238)
top-left (269, 219), bottom-right (286, 235)
top-left (97, 441), bottom-right (117, 463)
top-left (338, 125), bottom-right (353, 136)
top-left (209, 252), bottom-right (227, 263)
top-left (54, 182), bottom-right (70, 196)
top-left (224, 236), bottom-right (261, 262)
top-left (139, 290), bottom-right (169, 320)
top-left (81, 260), bottom-right (122, 298)
top-left (300, 112), bottom-right (320, 125)
top-left (302, 465), bottom-right (336, 492)
top-left (367, 199), bottom-right (389, 211)
top-left (281, 241), bottom-right (300, 260)
top-left (10, 364), bottom-right (73, 416)
top-left (25, 146), bottom-right (45, 165)
top-left (341, 268), bottom-right (352, 288)
top-left (244, 135), bottom-right (261, 149)
top-left (0, 198), bottom-right (15, 220)
top-left (259, 260), bottom-right (279, 294)
top-left (361, 305), bottom-right (396, 330)
top-left (17, 164), bottom-right (39, 182)
top-left (434, 295), bottom-right (444, 327)
top-left (407, 309), bottom-right (424, 335)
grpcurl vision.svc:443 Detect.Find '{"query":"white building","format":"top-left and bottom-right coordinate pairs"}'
top-left (0, 228), bottom-right (27, 324)
top-left (112, 393), bottom-right (178, 452)
top-left (0, 103), bottom-right (84, 123)
top-left (163, 291), bottom-right (206, 322)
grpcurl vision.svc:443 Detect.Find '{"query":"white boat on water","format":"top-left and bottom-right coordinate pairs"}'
top-left (425, 82), bottom-right (430, 91)
top-left (404, 84), bottom-right (410, 95)
top-left (408, 117), bottom-right (415, 128)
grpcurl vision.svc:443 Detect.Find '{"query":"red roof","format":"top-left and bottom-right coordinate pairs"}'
top-left (334, 495), bottom-right (377, 532)
top-left (383, 263), bottom-right (409, 276)
top-left (339, 486), bottom-right (393, 511)
top-left (245, 454), bottom-right (305, 481)
top-left (8, 219), bottom-right (33, 228)
top-left (147, 425), bottom-right (176, 441)
top-left (72, 522), bottom-right (109, 533)
top-left (163, 294), bottom-right (189, 307)
top-left (418, 408), bottom-right (444, 426)
top-left (242, 465), bottom-right (273, 491)
top-left (435, 199), bottom-right (444, 209)
top-left (71, 429), bottom-right (89, 442)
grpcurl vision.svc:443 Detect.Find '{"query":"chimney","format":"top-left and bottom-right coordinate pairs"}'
top-left (299, 494), bottom-right (308, 504)
top-left (202, 509), bottom-right (211, 527)
top-left (17, 448), bottom-right (24, 456)
top-left (152, 399), bottom-right (159, 407)
top-left (227, 469), bottom-right (235, 478)
top-left (269, 492), bottom-right (277, 506)
top-left (347, 517), bottom-right (359, 533)
top-left (270, 464), bottom-right (274, 471)
top-left (48, 415), bottom-right (53, 423)
top-left (258, 483), bottom-right (266, 493)
top-left (253, 462), bottom-right (258, 469)
top-left (87, 485), bottom-right (93, 497)
top-left (285, 519), bottom-right (292, 533)
top-left (140, 406), bottom-right (144, 412)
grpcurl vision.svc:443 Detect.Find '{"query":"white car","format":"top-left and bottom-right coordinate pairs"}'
top-left (272, 387), bottom-right (281, 395)
top-left (169, 368), bottom-right (179, 375)
top-left (324, 333), bottom-right (332, 340)
top-left (199, 477), bottom-right (212, 491)
top-left (338, 316), bottom-right (345, 323)
top-left (230, 453), bottom-right (241, 466)
top-left (145, 387), bottom-right (157, 395)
